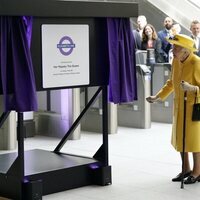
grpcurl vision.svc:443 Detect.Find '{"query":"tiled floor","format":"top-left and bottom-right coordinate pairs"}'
top-left (1, 122), bottom-right (200, 199)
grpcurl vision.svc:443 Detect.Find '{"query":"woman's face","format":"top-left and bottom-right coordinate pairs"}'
top-left (144, 26), bottom-right (153, 37)
top-left (172, 45), bottom-right (189, 60)
top-left (172, 45), bottom-right (182, 57)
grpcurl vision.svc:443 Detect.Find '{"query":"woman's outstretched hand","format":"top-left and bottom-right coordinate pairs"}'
top-left (146, 95), bottom-right (160, 103)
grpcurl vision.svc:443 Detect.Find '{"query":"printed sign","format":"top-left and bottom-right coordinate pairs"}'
top-left (41, 24), bottom-right (89, 88)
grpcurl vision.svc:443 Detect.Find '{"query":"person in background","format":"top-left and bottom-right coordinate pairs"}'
top-left (146, 34), bottom-right (200, 184)
top-left (133, 15), bottom-right (147, 49)
top-left (190, 20), bottom-right (200, 57)
top-left (170, 23), bottom-right (182, 37)
top-left (168, 23), bottom-right (182, 63)
top-left (141, 24), bottom-right (165, 63)
top-left (158, 17), bottom-right (174, 62)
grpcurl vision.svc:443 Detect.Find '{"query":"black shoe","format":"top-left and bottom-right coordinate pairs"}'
top-left (184, 175), bottom-right (200, 184)
top-left (172, 171), bottom-right (191, 182)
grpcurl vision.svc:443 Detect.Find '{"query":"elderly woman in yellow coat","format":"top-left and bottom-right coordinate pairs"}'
top-left (146, 34), bottom-right (200, 184)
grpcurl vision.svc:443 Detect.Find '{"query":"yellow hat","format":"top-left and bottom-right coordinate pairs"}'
top-left (166, 34), bottom-right (197, 52)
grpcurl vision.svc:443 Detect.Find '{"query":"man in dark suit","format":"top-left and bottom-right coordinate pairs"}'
top-left (190, 20), bottom-right (200, 57)
top-left (157, 17), bottom-right (173, 62)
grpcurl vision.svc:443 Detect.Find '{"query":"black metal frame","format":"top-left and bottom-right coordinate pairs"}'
top-left (0, 1), bottom-right (138, 199)
top-left (0, 86), bottom-right (111, 199)
top-left (0, 111), bottom-right (11, 128)
top-left (0, 0), bottom-right (138, 17)
top-left (54, 86), bottom-right (103, 152)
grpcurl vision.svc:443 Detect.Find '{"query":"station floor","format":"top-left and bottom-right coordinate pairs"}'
top-left (1, 122), bottom-right (200, 200)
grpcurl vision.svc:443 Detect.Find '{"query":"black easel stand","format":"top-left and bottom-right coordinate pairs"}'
top-left (0, 86), bottom-right (111, 200)
top-left (0, 1), bottom-right (139, 198)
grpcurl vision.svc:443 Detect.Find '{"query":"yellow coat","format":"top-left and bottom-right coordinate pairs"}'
top-left (157, 53), bottom-right (200, 152)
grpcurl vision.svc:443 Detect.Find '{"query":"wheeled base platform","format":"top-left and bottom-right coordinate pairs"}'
top-left (0, 149), bottom-right (112, 200)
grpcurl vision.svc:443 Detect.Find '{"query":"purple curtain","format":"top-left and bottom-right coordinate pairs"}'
top-left (107, 18), bottom-right (137, 103)
top-left (0, 16), bottom-right (38, 112)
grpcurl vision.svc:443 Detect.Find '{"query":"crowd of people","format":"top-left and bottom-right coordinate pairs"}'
top-left (133, 15), bottom-right (200, 63)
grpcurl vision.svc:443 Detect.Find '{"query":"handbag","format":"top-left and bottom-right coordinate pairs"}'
top-left (192, 88), bottom-right (200, 121)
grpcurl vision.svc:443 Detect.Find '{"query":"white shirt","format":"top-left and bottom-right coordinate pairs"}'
top-left (192, 35), bottom-right (200, 49)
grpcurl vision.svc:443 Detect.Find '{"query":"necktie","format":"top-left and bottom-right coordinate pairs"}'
top-left (193, 36), bottom-right (199, 49)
